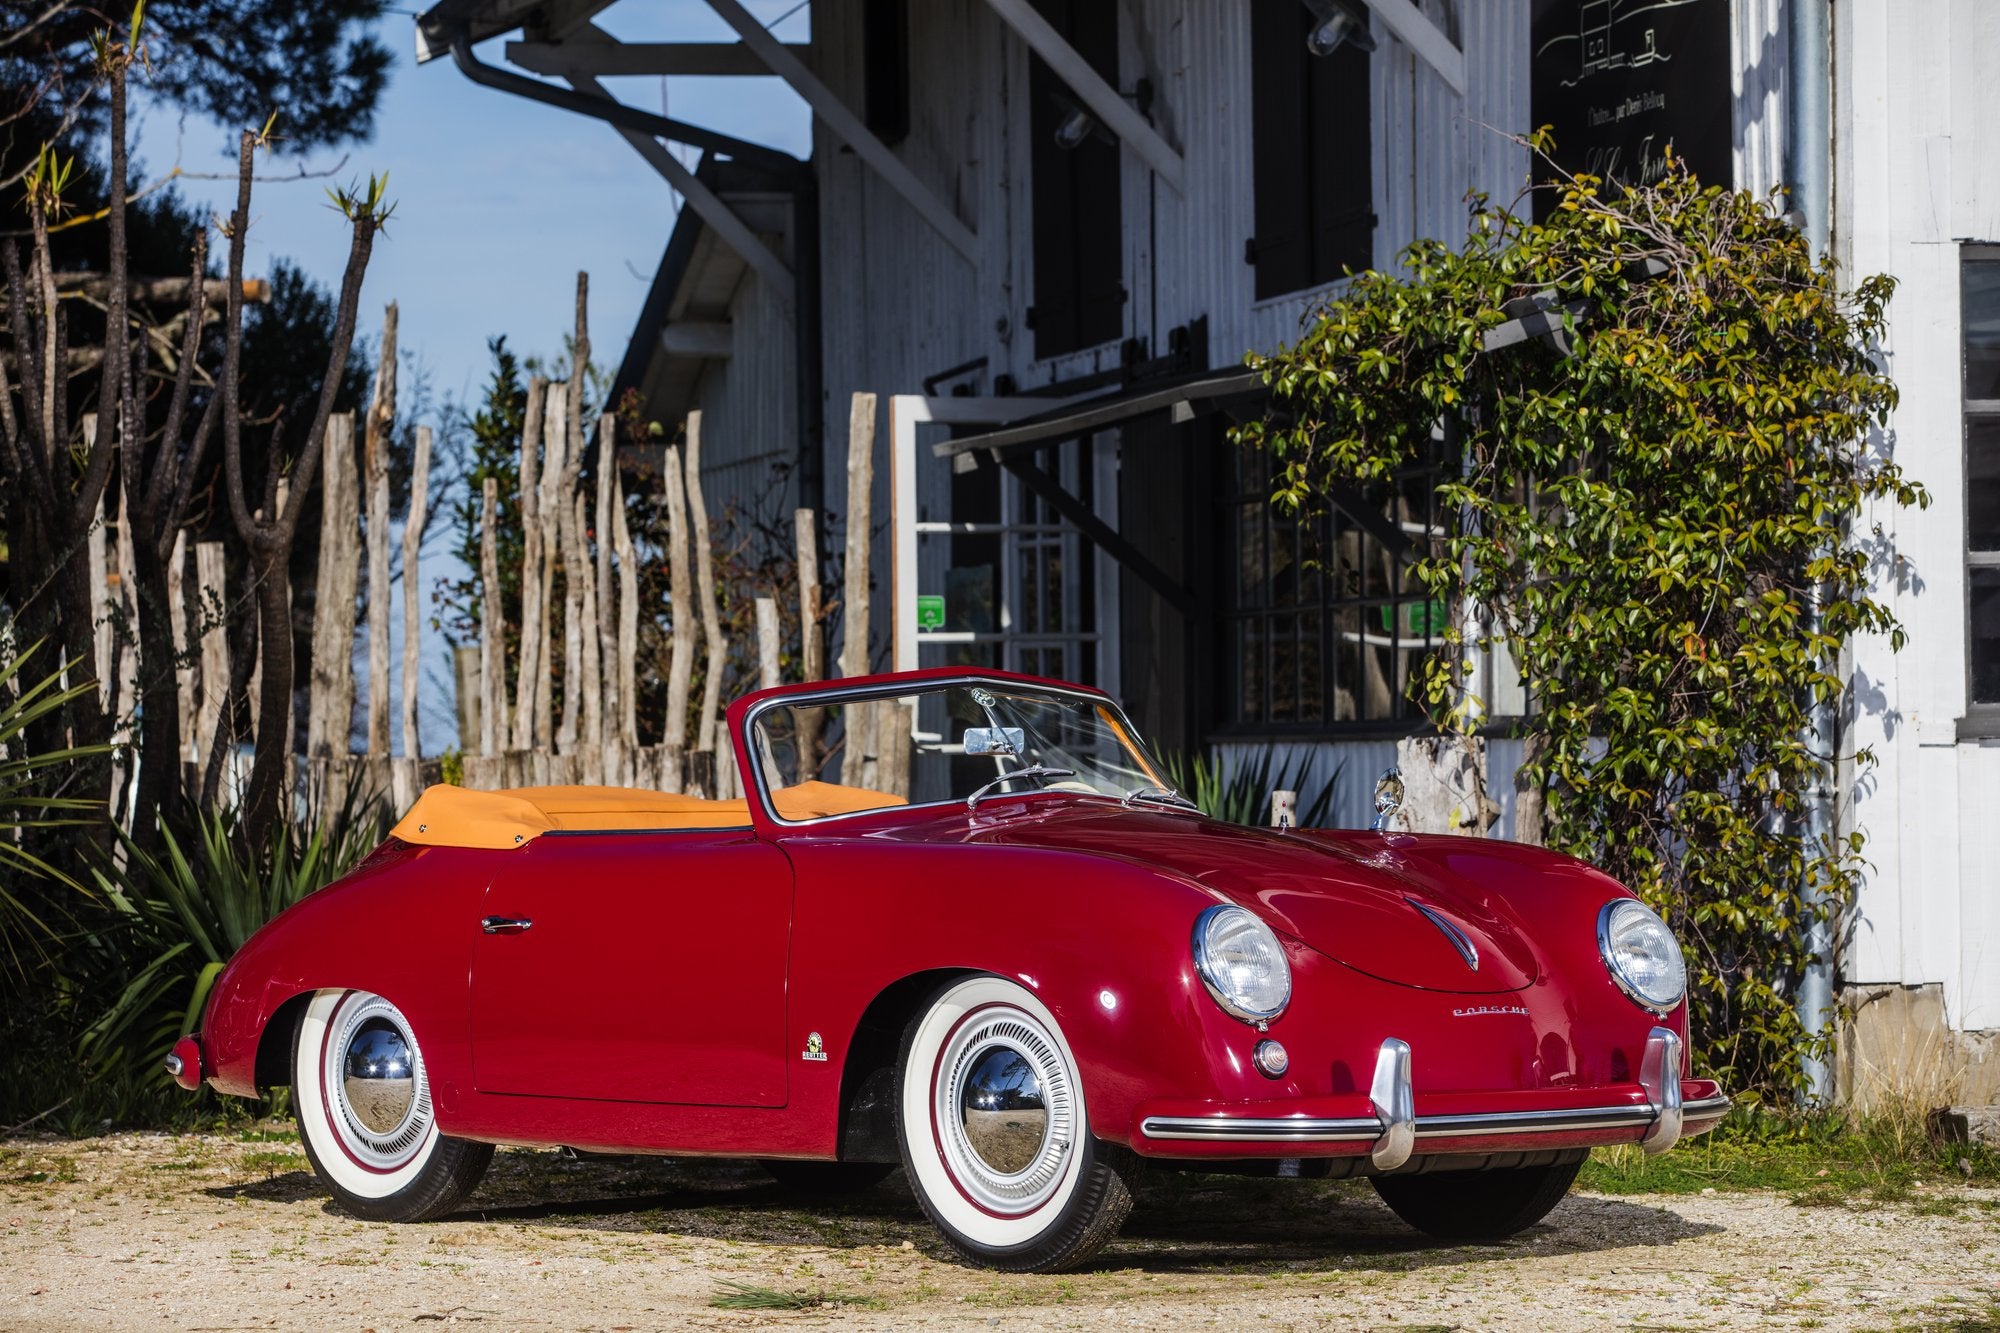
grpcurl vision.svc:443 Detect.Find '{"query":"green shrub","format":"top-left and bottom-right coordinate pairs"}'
top-left (1237, 147), bottom-right (1923, 1098)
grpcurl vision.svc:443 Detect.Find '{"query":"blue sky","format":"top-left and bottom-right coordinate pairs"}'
top-left (126, 1), bottom-right (813, 755)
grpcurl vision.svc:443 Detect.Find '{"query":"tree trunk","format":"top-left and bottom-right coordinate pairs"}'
top-left (400, 425), bottom-right (431, 760)
top-left (661, 440), bottom-right (696, 793)
top-left (364, 302), bottom-right (398, 756)
top-left (239, 549), bottom-right (295, 835)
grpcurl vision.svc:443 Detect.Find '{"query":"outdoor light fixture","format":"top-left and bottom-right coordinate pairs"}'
top-left (1055, 105), bottom-right (1096, 149)
top-left (1048, 88), bottom-right (1113, 151)
top-left (1302, 0), bottom-right (1376, 56)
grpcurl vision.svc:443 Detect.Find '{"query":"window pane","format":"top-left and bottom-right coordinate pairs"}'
top-left (1973, 569), bottom-right (2000, 705)
top-left (1971, 418), bottom-right (2000, 552)
top-left (1966, 256), bottom-right (2000, 400)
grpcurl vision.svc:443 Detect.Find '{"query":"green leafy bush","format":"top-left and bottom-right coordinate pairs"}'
top-left (1237, 146), bottom-right (1924, 1098)
top-left (1162, 747), bottom-right (1342, 828)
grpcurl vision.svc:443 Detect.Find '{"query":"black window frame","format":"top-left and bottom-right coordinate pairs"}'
top-left (1026, 0), bottom-right (1125, 361)
top-left (1246, 0), bottom-right (1376, 302)
top-left (1962, 243), bottom-right (2000, 735)
top-left (1214, 440), bottom-right (1452, 737)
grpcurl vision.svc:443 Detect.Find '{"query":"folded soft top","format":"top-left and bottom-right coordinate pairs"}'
top-left (389, 779), bottom-right (905, 849)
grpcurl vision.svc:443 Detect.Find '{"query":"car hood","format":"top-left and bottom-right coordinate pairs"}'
top-left (931, 802), bottom-right (1547, 993)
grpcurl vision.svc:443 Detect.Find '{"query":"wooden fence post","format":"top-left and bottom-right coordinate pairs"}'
top-left (793, 507), bottom-right (824, 776)
top-left (400, 424), bottom-right (432, 761)
top-left (612, 469), bottom-right (639, 748)
top-left (306, 413), bottom-right (360, 759)
top-left (479, 477), bottom-right (509, 757)
top-left (662, 439), bottom-right (696, 793)
top-left (513, 377), bottom-right (548, 750)
top-left (594, 413), bottom-right (619, 753)
top-left (686, 412), bottom-right (728, 780)
top-left (168, 531), bottom-right (196, 761)
top-left (535, 382), bottom-right (567, 752)
top-left (838, 393), bottom-right (877, 788)
top-left (755, 597), bottom-right (782, 690)
top-left (193, 540), bottom-right (228, 784)
top-left (365, 302), bottom-right (398, 756)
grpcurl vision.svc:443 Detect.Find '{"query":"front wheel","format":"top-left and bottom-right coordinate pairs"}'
top-left (291, 989), bottom-right (493, 1223)
top-left (1371, 1158), bottom-right (1583, 1241)
top-left (895, 975), bottom-right (1133, 1272)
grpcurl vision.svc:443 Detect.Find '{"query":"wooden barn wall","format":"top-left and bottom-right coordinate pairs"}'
top-left (1838, 0), bottom-right (2000, 1034)
top-left (685, 268), bottom-right (800, 546)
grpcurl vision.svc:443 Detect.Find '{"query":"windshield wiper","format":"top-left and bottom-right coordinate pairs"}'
top-left (1122, 785), bottom-right (1199, 812)
top-left (966, 765), bottom-right (1078, 811)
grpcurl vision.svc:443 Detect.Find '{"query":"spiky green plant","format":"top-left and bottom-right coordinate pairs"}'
top-left (80, 786), bottom-right (390, 1078)
top-left (0, 641), bottom-right (112, 976)
top-left (1161, 747), bottom-right (1343, 828)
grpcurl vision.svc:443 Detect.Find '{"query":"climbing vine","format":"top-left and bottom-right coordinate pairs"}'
top-left (1237, 145), bottom-right (1927, 1099)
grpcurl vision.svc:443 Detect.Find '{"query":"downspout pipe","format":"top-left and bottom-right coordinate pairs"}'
top-left (446, 26), bottom-right (825, 516)
top-left (447, 30), bottom-right (802, 177)
top-left (1787, 0), bottom-right (1834, 1104)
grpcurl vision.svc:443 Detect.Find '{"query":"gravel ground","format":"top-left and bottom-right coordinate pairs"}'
top-left (2, 1130), bottom-right (1995, 1331)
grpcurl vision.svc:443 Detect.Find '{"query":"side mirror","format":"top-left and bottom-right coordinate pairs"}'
top-left (963, 726), bottom-right (1025, 757)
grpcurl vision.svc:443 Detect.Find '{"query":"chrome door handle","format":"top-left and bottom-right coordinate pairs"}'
top-left (481, 916), bottom-right (533, 935)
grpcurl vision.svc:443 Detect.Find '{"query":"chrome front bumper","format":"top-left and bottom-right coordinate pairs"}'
top-left (1139, 1027), bottom-right (1728, 1166)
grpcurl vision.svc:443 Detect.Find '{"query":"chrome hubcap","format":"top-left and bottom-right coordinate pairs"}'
top-left (933, 1005), bottom-right (1076, 1215)
top-left (323, 993), bottom-right (432, 1168)
top-left (343, 1018), bottom-right (417, 1136)
top-left (958, 1045), bottom-right (1049, 1175)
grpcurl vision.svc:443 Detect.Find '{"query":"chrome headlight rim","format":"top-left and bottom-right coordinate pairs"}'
top-left (1596, 898), bottom-right (1687, 1014)
top-left (1191, 903), bottom-right (1292, 1025)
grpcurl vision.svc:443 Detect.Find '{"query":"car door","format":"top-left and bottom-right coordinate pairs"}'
top-left (469, 829), bottom-right (794, 1106)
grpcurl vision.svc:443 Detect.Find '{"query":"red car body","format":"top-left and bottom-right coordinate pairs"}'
top-left (176, 668), bottom-right (1726, 1266)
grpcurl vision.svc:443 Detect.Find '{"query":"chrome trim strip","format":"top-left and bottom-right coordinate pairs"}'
top-left (1139, 1116), bottom-right (1384, 1142)
top-left (1140, 1101), bottom-right (1659, 1144)
top-left (1408, 900), bottom-right (1479, 972)
top-left (1680, 1093), bottom-right (1732, 1121)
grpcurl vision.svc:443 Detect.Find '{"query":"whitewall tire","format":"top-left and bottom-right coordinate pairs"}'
top-left (896, 975), bottom-right (1134, 1271)
top-left (291, 989), bottom-right (492, 1222)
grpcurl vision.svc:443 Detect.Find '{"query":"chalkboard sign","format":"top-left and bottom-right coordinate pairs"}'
top-left (1530, 0), bottom-right (1733, 205)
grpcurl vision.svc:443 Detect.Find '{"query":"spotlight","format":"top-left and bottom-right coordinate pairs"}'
top-left (1302, 0), bottom-right (1376, 56)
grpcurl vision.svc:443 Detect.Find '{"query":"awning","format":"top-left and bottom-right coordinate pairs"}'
top-left (932, 367), bottom-right (1266, 471)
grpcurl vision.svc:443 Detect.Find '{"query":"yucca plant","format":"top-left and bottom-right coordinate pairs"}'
top-left (81, 784), bottom-right (390, 1078)
top-left (1161, 746), bottom-right (1343, 828)
top-left (0, 640), bottom-right (112, 977)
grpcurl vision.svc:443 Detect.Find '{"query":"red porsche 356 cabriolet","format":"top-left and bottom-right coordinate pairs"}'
top-left (167, 668), bottom-right (1727, 1271)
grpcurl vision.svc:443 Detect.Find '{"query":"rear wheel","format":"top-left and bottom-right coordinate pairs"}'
top-left (291, 989), bottom-right (493, 1223)
top-left (1370, 1159), bottom-right (1583, 1241)
top-left (895, 975), bottom-right (1133, 1272)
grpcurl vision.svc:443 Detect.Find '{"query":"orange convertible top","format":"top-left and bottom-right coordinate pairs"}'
top-left (389, 780), bottom-right (905, 849)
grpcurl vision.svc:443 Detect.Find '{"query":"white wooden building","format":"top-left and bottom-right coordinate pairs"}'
top-left (414, 0), bottom-right (1998, 1105)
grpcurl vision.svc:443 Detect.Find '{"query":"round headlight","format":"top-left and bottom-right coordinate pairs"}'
top-left (1192, 905), bottom-right (1292, 1024)
top-left (1597, 899), bottom-right (1686, 1011)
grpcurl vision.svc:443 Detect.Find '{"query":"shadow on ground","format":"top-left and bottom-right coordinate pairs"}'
top-left (206, 1148), bottom-right (1722, 1274)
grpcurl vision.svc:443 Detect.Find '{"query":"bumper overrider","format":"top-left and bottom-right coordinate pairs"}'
top-left (1135, 1026), bottom-right (1729, 1168)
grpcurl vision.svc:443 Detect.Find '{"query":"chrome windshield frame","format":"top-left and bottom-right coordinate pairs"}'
top-left (741, 673), bottom-right (1161, 828)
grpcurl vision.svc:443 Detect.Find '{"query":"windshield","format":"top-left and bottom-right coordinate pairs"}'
top-left (749, 680), bottom-right (1172, 822)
